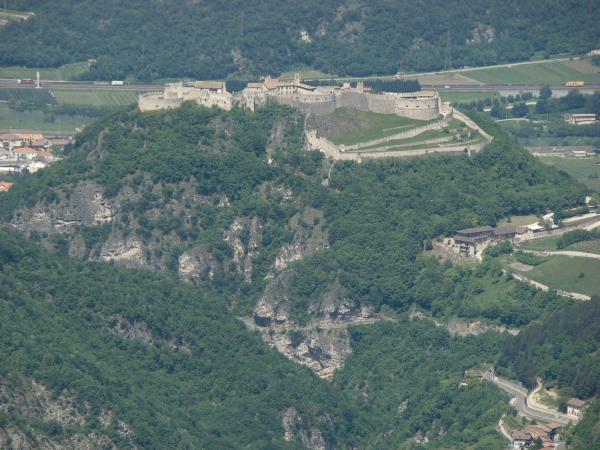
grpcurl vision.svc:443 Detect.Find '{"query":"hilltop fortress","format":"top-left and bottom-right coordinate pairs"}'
top-left (139, 74), bottom-right (444, 121)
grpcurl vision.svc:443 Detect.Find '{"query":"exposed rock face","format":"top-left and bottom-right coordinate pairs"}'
top-left (251, 274), bottom-right (381, 379)
top-left (274, 208), bottom-right (328, 271)
top-left (282, 407), bottom-right (330, 450)
top-left (108, 317), bottom-right (191, 354)
top-left (0, 378), bottom-right (136, 449)
top-left (224, 216), bottom-right (261, 282)
top-left (178, 245), bottom-right (219, 282)
top-left (409, 308), bottom-right (520, 336)
top-left (11, 182), bottom-right (113, 234)
top-left (98, 232), bottom-right (145, 268)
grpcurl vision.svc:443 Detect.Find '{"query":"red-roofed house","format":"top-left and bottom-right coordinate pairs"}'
top-left (0, 181), bottom-right (14, 192)
top-left (14, 147), bottom-right (38, 160)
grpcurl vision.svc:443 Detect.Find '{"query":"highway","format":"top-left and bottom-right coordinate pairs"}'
top-left (1, 78), bottom-right (599, 93)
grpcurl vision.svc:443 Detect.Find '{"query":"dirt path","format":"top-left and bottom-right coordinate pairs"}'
top-left (521, 249), bottom-right (600, 260)
top-left (510, 272), bottom-right (591, 301)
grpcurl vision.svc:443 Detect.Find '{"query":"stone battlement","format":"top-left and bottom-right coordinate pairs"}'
top-left (139, 76), bottom-right (444, 121)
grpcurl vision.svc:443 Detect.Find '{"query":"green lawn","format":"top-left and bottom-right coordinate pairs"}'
top-left (538, 156), bottom-right (600, 192)
top-left (466, 60), bottom-right (600, 85)
top-left (519, 235), bottom-right (560, 251)
top-left (439, 91), bottom-right (500, 103)
top-left (0, 62), bottom-right (90, 81)
top-left (565, 240), bottom-right (600, 255)
top-left (513, 255), bottom-right (600, 297)
top-left (0, 103), bottom-right (92, 135)
top-left (497, 214), bottom-right (539, 227)
top-left (50, 89), bottom-right (139, 106)
top-left (324, 108), bottom-right (432, 145)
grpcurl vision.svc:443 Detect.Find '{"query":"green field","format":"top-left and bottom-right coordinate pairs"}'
top-left (323, 108), bottom-right (433, 145)
top-left (520, 235), bottom-right (561, 251)
top-left (539, 156), bottom-right (600, 192)
top-left (466, 59), bottom-right (600, 85)
top-left (567, 240), bottom-right (600, 255)
top-left (0, 103), bottom-right (92, 135)
top-left (498, 214), bottom-right (539, 227)
top-left (512, 255), bottom-right (600, 297)
top-left (51, 89), bottom-right (139, 106)
top-left (0, 88), bottom-right (55, 104)
top-left (0, 61), bottom-right (89, 81)
top-left (439, 91), bottom-right (500, 103)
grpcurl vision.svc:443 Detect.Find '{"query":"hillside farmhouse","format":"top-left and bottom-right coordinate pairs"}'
top-left (450, 225), bottom-right (533, 257)
top-left (566, 398), bottom-right (589, 418)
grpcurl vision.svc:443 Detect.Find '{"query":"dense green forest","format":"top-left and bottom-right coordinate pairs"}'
top-left (0, 103), bottom-right (598, 447)
top-left (0, 229), bottom-right (375, 448)
top-left (1, 0), bottom-right (599, 80)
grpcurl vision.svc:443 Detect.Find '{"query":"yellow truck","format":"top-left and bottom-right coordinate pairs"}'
top-left (565, 81), bottom-right (585, 87)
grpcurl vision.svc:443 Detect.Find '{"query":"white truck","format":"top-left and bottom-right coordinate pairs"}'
top-left (110, 80), bottom-right (124, 86)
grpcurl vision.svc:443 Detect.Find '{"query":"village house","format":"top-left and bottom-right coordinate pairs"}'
top-left (14, 147), bottom-right (38, 160)
top-left (566, 398), bottom-right (589, 418)
top-left (451, 224), bottom-right (533, 256)
top-left (562, 113), bottom-right (597, 126)
top-left (511, 430), bottom-right (532, 449)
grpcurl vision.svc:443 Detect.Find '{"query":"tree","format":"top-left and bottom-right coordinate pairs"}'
top-left (539, 85), bottom-right (552, 100)
top-left (535, 99), bottom-right (549, 114)
top-left (490, 103), bottom-right (503, 118)
top-left (512, 103), bottom-right (529, 118)
top-left (587, 92), bottom-right (600, 116)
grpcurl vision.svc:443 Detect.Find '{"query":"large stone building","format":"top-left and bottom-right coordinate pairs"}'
top-left (139, 81), bottom-right (232, 112)
top-left (139, 74), bottom-right (444, 121)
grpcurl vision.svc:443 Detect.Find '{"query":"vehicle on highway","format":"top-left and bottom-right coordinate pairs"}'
top-left (111, 80), bottom-right (124, 86)
top-left (18, 78), bottom-right (34, 85)
top-left (565, 81), bottom-right (585, 87)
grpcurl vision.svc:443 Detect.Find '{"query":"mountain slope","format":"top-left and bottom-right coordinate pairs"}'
top-left (0, 229), bottom-right (374, 449)
top-left (1, 1), bottom-right (599, 80)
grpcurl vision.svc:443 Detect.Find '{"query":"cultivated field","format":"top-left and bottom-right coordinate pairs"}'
top-left (538, 156), bottom-right (600, 192)
top-left (465, 59), bottom-right (600, 86)
top-left (51, 89), bottom-right (139, 106)
top-left (0, 103), bottom-right (92, 135)
top-left (512, 255), bottom-right (600, 297)
top-left (0, 61), bottom-right (89, 81)
top-left (0, 88), bottom-right (55, 103)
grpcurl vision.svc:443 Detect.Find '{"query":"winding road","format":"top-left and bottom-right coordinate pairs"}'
top-left (483, 369), bottom-right (573, 426)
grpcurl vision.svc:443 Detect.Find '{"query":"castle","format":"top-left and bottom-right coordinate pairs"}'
top-left (138, 74), bottom-right (444, 121)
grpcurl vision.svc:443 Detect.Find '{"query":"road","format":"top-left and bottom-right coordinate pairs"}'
top-left (1, 79), bottom-right (599, 93)
top-left (483, 369), bottom-right (573, 426)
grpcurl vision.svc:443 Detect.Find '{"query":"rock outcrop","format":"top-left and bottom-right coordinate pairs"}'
top-left (224, 216), bottom-right (261, 282)
top-left (11, 182), bottom-right (113, 235)
top-left (0, 378), bottom-right (136, 449)
top-left (282, 407), bottom-right (330, 450)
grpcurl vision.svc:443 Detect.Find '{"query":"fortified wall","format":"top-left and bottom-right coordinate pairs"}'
top-left (247, 87), bottom-right (443, 121)
top-left (140, 75), bottom-right (444, 121)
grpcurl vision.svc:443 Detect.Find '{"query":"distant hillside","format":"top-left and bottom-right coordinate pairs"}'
top-left (1, 0), bottom-right (599, 80)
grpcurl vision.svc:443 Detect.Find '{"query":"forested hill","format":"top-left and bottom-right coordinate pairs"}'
top-left (1, 0), bottom-right (599, 80)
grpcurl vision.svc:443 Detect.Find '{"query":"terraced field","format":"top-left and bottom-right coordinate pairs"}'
top-left (51, 89), bottom-right (139, 106)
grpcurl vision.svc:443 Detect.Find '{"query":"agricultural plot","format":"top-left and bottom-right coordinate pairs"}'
top-left (0, 61), bottom-right (89, 81)
top-left (0, 103), bottom-right (92, 135)
top-left (510, 255), bottom-right (600, 297)
top-left (50, 89), bottom-right (139, 106)
top-left (538, 156), bottom-right (600, 192)
top-left (466, 59), bottom-right (600, 85)
top-left (497, 214), bottom-right (539, 227)
top-left (0, 88), bottom-right (55, 104)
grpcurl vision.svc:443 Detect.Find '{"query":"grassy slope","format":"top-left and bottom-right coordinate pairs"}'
top-left (497, 214), bottom-right (539, 226)
top-left (539, 156), bottom-right (600, 192)
top-left (514, 255), bottom-right (600, 296)
top-left (324, 108), bottom-right (431, 145)
top-left (466, 60), bottom-right (600, 85)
